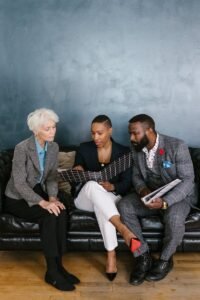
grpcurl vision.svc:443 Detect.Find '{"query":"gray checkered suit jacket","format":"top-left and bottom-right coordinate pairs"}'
top-left (132, 134), bottom-right (197, 207)
top-left (5, 135), bottom-right (59, 206)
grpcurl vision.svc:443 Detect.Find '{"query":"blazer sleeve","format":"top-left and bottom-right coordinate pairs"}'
top-left (74, 146), bottom-right (86, 168)
top-left (113, 166), bottom-right (132, 196)
top-left (163, 141), bottom-right (195, 206)
top-left (11, 145), bottom-right (42, 205)
top-left (111, 144), bottom-right (132, 196)
top-left (132, 150), bottom-right (148, 194)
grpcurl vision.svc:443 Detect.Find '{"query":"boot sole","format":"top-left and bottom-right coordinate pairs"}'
top-left (45, 273), bottom-right (75, 291)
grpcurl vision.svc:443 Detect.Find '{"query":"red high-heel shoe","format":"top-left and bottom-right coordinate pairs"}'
top-left (130, 238), bottom-right (141, 253)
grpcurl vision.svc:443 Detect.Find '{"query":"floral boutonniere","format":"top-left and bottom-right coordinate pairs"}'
top-left (158, 148), bottom-right (172, 169)
top-left (158, 148), bottom-right (172, 168)
top-left (158, 148), bottom-right (165, 156)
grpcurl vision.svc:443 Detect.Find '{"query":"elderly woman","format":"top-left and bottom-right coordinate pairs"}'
top-left (5, 108), bottom-right (79, 291)
top-left (73, 115), bottom-right (141, 281)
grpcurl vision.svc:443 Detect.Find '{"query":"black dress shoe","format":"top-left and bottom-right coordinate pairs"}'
top-left (45, 272), bottom-right (75, 291)
top-left (106, 272), bottom-right (117, 281)
top-left (129, 252), bottom-right (152, 286)
top-left (59, 267), bottom-right (80, 284)
top-left (145, 258), bottom-right (173, 282)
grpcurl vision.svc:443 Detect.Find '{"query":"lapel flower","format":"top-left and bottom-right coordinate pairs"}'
top-left (158, 148), bottom-right (172, 168)
top-left (158, 148), bottom-right (165, 156)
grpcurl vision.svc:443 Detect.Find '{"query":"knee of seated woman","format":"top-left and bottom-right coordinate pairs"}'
top-left (84, 180), bottom-right (101, 190)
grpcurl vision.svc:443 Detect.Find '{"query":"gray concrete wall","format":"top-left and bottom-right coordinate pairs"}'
top-left (0, 0), bottom-right (200, 149)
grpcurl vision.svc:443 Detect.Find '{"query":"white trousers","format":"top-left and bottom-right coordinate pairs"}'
top-left (74, 181), bottom-right (121, 251)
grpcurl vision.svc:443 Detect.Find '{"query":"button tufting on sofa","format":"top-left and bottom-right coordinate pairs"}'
top-left (0, 146), bottom-right (200, 251)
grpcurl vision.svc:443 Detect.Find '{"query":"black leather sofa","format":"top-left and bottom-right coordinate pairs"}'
top-left (1, 146), bottom-right (200, 252)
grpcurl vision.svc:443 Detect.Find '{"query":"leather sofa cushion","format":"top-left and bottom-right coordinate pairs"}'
top-left (0, 210), bottom-right (101, 234)
top-left (140, 216), bottom-right (164, 231)
top-left (185, 211), bottom-right (200, 230)
top-left (69, 210), bottom-right (200, 233)
top-left (0, 214), bottom-right (39, 234)
top-left (69, 209), bottom-right (100, 232)
top-left (1, 209), bottom-right (200, 235)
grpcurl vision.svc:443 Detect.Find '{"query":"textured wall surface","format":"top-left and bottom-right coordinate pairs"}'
top-left (0, 0), bottom-right (200, 149)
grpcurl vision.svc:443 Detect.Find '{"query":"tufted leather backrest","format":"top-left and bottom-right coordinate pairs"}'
top-left (189, 148), bottom-right (200, 183)
top-left (0, 146), bottom-right (200, 213)
top-left (0, 146), bottom-right (78, 213)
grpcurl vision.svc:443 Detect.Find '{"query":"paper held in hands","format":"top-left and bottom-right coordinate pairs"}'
top-left (141, 178), bottom-right (182, 205)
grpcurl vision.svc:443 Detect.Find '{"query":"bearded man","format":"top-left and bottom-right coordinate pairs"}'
top-left (118, 114), bottom-right (197, 285)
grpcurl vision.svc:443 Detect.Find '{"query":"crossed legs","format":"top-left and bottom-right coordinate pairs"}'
top-left (75, 181), bottom-right (138, 274)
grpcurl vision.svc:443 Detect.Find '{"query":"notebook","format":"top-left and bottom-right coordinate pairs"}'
top-left (141, 178), bottom-right (182, 204)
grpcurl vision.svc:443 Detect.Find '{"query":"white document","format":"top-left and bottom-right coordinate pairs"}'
top-left (141, 178), bottom-right (182, 204)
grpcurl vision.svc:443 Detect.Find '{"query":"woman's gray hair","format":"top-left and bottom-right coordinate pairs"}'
top-left (27, 108), bottom-right (59, 133)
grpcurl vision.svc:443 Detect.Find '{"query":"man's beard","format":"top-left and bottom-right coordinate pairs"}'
top-left (132, 135), bottom-right (149, 152)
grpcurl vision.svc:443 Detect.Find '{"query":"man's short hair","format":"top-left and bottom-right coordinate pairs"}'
top-left (129, 114), bottom-right (155, 131)
top-left (92, 115), bottom-right (112, 128)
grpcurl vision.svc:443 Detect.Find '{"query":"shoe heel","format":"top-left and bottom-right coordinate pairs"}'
top-left (130, 238), bottom-right (141, 253)
top-left (106, 272), bottom-right (117, 281)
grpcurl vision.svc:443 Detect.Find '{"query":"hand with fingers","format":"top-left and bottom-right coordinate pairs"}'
top-left (73, 165), bottom-right (84, 171)
top-left (39, 199), bottom-right (64, 216)
top-left (146, 197), bottom-right (163, 210)
top-left (99, 181), bottom-right (115, 192)
top-left (49, 197), bottom-right (66, 210)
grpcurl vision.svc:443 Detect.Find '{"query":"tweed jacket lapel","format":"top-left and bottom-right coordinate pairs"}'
top-left (156, 134), bottom-right (172, 183)
top-left (90, 141), bottom-right (102, 170)
top-left (43, 142), bottom-right (55, 178)
top-left (27, 136), bottom-right (55, 179)
top-left (137, 150), bottom-right (148, 180)
top-left (110, 140), bottom-right (119, 162)
top-left (27, 136), bottom-right (40, 172)
top-left (135, 134), bottom-right (172, 183)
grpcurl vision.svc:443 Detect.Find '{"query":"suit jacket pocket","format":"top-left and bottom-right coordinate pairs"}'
top-left (161, 164), bottom-right (177, 180)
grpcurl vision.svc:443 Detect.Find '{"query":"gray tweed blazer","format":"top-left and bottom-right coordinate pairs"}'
top-left (5, 135), bottom-right (59, 206)
top-left (132, 133), bottom-right (198, 207)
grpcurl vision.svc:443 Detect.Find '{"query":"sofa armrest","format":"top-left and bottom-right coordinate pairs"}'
top-left (0, 150), bottom-right (13, 213)
top-left (0, 184), bottom-right (2, 213)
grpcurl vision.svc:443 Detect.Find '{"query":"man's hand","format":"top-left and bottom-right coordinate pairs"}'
top-left (99, 181), bottom-right (115, 192)
top-left (145, 197), bottom-right (163, 210)
top-left (139, 187), bottom-right (152, 197)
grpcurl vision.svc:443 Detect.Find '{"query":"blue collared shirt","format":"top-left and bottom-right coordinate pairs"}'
top-left (35, 138), bottom-right (48, 182)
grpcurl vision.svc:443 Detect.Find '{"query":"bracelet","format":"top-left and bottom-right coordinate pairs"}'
top-left (162, 201), bottom-right (168, 210)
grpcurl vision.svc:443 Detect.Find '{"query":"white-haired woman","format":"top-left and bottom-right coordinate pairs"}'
top-left (5, 108), bottom-right (79, 291)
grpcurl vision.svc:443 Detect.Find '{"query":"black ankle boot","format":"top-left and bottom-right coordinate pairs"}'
top-left (45, 257), bottom-right (75, 291)
top-left (56, 257), bottom-right (80, 285)
top-left (130, 252), bottom-right (152, 286)
top-left (59, 267), bottom-right (80, 285)
top-left (45, 271), bottom-right (75, 291)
